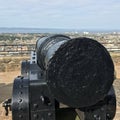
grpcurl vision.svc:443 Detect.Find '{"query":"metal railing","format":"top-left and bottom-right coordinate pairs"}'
top-left (0, 42), bottom-right (120, 56)
top-left (0, 44), bottom-right (35, 56)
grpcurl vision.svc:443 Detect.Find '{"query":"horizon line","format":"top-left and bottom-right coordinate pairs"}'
top-left (0, 27), bottom-right (120, 31)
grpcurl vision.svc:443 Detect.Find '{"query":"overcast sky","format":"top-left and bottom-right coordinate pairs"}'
top-left (0, 0), bottom-right (120, 30)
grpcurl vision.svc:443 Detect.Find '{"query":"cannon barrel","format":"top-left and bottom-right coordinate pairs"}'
top-left (36, 34), bottom-right (70, 70)
top-left (2, 35), bottom-right (116, 120)
top-left (36, 35), bottom-right (114, 108)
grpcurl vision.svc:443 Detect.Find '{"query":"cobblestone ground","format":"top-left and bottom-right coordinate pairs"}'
top-left (0, 79), bottom-right (120, 120)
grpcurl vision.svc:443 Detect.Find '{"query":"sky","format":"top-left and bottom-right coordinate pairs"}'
top-left (0, 0), bottom-right (120, 30)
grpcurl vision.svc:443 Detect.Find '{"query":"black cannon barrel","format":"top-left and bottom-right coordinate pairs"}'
top-left (36, 34), bottom-right (70, 70)
top-left (36, 35), bottom-right (114, 108)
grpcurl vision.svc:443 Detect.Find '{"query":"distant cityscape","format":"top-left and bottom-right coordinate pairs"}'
top-left (0, 30), bottom-right (120, 56)
top-left (0, 27), bottom-right (120, 34)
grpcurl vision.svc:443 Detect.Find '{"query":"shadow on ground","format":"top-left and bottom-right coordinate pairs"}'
top-left (0, 83), bottom-right (13, 103)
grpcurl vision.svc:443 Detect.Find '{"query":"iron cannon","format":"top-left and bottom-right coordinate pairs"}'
top-left (3, 34), bottom-right (116, 120)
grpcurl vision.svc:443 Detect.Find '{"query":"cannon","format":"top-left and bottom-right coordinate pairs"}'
top-left (3, 34), bottom-right (116, 120)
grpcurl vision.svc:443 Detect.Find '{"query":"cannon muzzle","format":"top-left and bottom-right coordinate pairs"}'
top-left (36, 35), bottom-right (114, 108)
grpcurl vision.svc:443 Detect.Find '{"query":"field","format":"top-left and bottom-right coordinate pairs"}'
top-left (0, 53), bottom-right (120, 120)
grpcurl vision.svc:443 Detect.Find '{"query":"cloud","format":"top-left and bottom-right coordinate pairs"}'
top-left (0, 0), bottom-right (120, 29)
